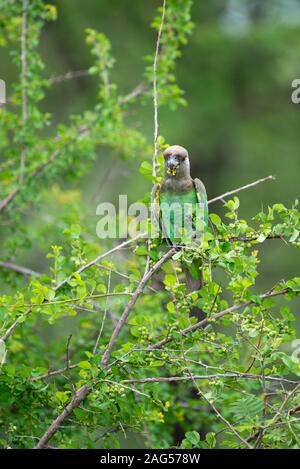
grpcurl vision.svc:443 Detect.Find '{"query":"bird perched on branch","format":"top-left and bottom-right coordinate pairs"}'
top-left (152, 145), bottom-right (209, 313)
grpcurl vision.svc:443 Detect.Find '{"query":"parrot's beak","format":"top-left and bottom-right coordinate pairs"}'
top-left (166, 161), bottom-right (179, 176)
top-left (166, 167), bottom-right (178, 176)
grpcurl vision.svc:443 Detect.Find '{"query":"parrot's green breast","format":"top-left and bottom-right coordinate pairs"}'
top-left (160, 188), bottom-right (199, 244)
top-left (160, 189), bottom-right (198, 204)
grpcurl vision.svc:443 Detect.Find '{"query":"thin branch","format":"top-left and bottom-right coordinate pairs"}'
top-left (93, 271), bottom-right (111, 354)
top-left (102, 379), bottom-right (151, 399)
top-left (48, 70), bottom-right (90, 85)
top-left (30, 363), bottom-right (299, 386)
top-left (101, 246), bottom-right (177, 369)
top-left (143, 0), bottom-right (167, 279)
top-left (174, 351), bottom-right (254, 449)
top-left (152, 0), bottom-right (166, 178)
top-left (146, 287), bottom-right (290, 351)
top-left (24, 292), bottom-right (130, 309)
top-left (197, 384), bottom-right (253, 448)
top-left (122, 373), bottom-right (299, 386)
top-left (119, 82), bottom-right (147, 105)
top-left (0, 188), bottom-right (19, 213)
top-left (96, 262), bottom-right (157, 293)
top-left (277, 382), bottom-right (300, 417)
top-left (34, 384), bottom-right (91, 449)
top-left (31, 364), bottom-right (78, 382)
top-left (19, 0), bottom-right (28, 184)
top-left (208, 175), bottom-right (275, 205)
top-left (66, 334), bottom-right (72, 371)
top-left (0, 261), bottom-right (41, 278)
top-left (247, 382), bottom-right (300, 444)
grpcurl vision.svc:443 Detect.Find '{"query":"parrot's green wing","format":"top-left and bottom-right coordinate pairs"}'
top-left (151, 183), bottom-right (163, 241)
top-left (194, 178), bottom-right (208, 226)
top-left (151, 183), bottom-right (161, 228)
top-left (151, 183), bottom-right (172, 245)
top-left (193, 177), bottom-right (211, 282)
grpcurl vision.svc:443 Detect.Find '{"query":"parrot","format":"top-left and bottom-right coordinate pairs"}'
top-left (151, 145), bottom-right (209, 308)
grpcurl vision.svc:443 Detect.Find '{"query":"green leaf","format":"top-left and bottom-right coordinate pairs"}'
top-left (280, 306), bottom-right (295, 321)
top-left (185, 431), bottom-right (200, 446)
top-left (257, 233), bottom-right (267, 243)
top-left (78, 361), bottom-right (92, 369)
top-left (205, 432), bottom-right (216, 448)
top-left (209, 213), bottom-right (222, 226)
top-left (164, 274), bottom-right (177, 287)
top-left (272, 352), bottom-right (300, 374)
top-left (231, 395), bottom-right (263, 421)
top-left (289, 230), bottom-right (299, 243)
top-left (287, 278), bottom-right (300, 292)
top-left (96, 284), bottom-right (107, 294)
top-left (139, 161), bottom-right (153, 175)
top-left (166, 302), bottom-right (175, 313)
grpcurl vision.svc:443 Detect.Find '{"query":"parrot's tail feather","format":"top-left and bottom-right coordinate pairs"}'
top-left (182, 266), bottom-right (202, 293)
top-left (182, 267), bottom-right (206, 321)
top-left (190, 306), bottom-right (206, 321)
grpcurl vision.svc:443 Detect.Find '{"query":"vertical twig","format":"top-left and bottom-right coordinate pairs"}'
top-left (20, 0), bottom-right (28, 184)
top-left (152, 0), bottom-right (166, 178)
top-left (145, 0), bottom-right (167, 278)
top-left (93, 271), bottom-right (111, 355)
top-left (66, 334), bottom-right (72, 371)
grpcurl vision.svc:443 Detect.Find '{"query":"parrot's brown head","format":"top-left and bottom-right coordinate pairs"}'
top-left (163, 145), bottom-right (190, 178)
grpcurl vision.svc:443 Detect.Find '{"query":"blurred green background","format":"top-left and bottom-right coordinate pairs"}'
top-left (1, 0), bottom-right (299, 293)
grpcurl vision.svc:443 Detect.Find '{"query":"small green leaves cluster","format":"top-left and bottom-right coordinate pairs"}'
top-left (145, 0), bottom-right (194, 108)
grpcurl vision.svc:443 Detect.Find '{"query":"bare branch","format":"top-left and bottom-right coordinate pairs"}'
top-left (48, 70), bottom-right (90, 85)
top-left (19, 0), bottom-right (28, 184)
top-left (208, 175), bottom-right (275, 205)
top-left (0, 186), bottom-right (19, 213)
top-left (119, 82), bottom-right (147, 104)
top-left (122, 373), bottom-right (299, 386)
top-left (30, 364), bottom-right (78, 382)
top-left (247, 381), bottom-right (300, 443)
top-left (152, 0), bottom-right (166, 178)
top-left (30, 362), bottom-right (299, 386)
top-left (34, 384), bottom-right (91, 449)
top-left (66, 334), bottom-right (72, 371)
top-left (93, 271), bottom-right (111, 354)
top-left (0, 261), bottom-right (41, 278)
top-left (147, 287), bottom-right (290, 351)
top-left (101, 246), bottom-right (177, 369)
